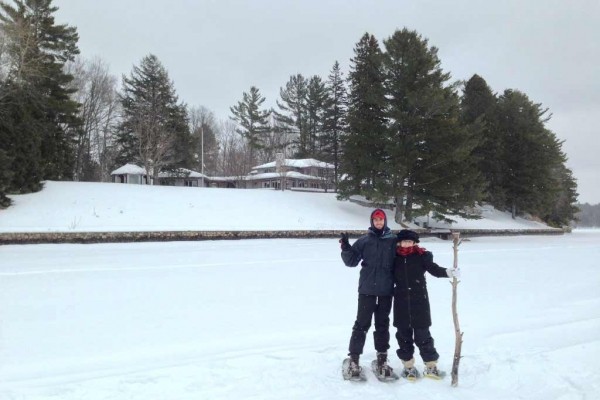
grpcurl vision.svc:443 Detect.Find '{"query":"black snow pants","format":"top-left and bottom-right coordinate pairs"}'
top-left (348, 294), bottom-right (393, 356)
top-left (395, 327), bottom-right (439, 362)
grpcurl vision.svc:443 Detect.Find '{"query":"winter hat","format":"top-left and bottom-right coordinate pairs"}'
top-left (372, 210), bottom-right (386, 220)
top-left (397, 229), bottom-right (420, 243)
top-left (369, 209), bottom-right (388, 235)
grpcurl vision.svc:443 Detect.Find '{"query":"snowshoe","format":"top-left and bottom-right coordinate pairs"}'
top-left (370, 359), bottom-right (399, 382)
top-left (342, 357), bottom-right (366, 381)
top-left (400, 366), bottom-right (420, 381)
top-left (423, 365), bottom-right (446, 380)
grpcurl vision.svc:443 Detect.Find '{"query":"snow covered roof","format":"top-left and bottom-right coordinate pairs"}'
top-left (252, 158), bottom-right (334, 170)
top-left (111, 164), bottom-right (147, 175)
top-left (245, 171), bottom-right (323, 181)
top-left (158, 168), bottom-right (208, 179)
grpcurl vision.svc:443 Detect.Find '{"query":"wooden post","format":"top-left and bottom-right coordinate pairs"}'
top-left (451, 231), bottom-right (463, 387)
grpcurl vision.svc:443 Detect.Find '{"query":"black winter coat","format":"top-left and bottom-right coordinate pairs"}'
top-left (341, 227), bottom-right (397, 296)
top-left (393, 251), bottom-right (448, 329)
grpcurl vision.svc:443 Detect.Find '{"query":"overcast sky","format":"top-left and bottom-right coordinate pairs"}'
top-left (53, 0), bottom-right (600, 204)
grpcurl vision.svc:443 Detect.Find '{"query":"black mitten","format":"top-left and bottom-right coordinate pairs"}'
top-left (339, 232), bottom-right (351, 250)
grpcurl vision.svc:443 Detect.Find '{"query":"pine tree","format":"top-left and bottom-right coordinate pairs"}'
top-left (0, 148), bottom-right (12, 207)
top-left (461, 74), bottom-right (504, 206)
top-left (0, 0), bottom-right (80, 195)
top-left (544, 161), bottom-right (578, 227)
top-left (382, 28), bottom-right (483, 223)
top-left (322, 61), bottom-right (348, 190)
top-left (339, 33), bottom-right (387, 198)
top-left (493, 89), bottom-right (561, 218)
top-left (305, 75), bottom-right (328, 157)
top-left (229, 86), bottom-right (271, 166)
top-left (115, 54), bottom-right (191, 183)
top-left (274, 74), bottom-right (308, 157)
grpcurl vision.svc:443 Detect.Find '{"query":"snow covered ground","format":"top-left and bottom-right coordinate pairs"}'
top-left (1, 230), bottom-right (599, 400)
top-left (0, 181), bottom-right (551, 232)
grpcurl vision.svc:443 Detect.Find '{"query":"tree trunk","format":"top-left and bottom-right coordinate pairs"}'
top-left (394, 194), bottom-right (404, 224)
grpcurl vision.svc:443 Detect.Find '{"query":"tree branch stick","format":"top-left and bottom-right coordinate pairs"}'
top-left (451, 231), bottom-right (463, 387)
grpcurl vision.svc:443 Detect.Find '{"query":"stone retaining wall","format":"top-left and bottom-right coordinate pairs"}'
top-left (0, 228), bottom-right (564, 245)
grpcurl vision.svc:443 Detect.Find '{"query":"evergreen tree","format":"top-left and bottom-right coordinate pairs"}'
top-left (115, 54), bottom-right (191, 183)
top-left (322, 61), bottom-right (348, 190)
top-left (167, 101), bottom-right (193, 170)
top-left (544, 161), bottom-right (578, 227)
top-left (493, 89), bottom-right (561, 218)
top-left (338, 33), bottom-right (387, 198)
top-left (0, 0), bottom-right (80, 195)
top-left (0, 90), bottom-right (43, 192)
top-left (229, 86), bottom-right (271, 166)
top-left (460, 74), bottom-right (504, 206)
top-left (274, 74), bottom-right (308, 157)
top-left (382, 28), bottom-right (483, 223)
top-left (0, 147), bottom-right (12, 207)
top-left (305, 75), bottom-right (327, 156)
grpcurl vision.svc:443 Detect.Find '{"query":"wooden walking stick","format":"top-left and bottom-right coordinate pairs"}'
top-left (450, 231), bottom-right (463, 387)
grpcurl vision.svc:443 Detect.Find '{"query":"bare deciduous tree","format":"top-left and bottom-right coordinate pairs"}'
top-left (217, 120), bottom-right (253, 186)
top-left (135, 114), bottom-right (176, 184)
top-left (66, 56), bottom-right (119, 181)
top-left (189, 105), bottom-right (219, 176)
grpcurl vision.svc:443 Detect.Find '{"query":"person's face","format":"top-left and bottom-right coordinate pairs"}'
top-left (372, 217), bottom-right (385, 229)
top-left (400, 240), bottom-right (415, 248)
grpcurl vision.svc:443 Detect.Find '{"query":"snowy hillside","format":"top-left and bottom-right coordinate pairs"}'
top-left (0, 181), bottom-right (551, 232)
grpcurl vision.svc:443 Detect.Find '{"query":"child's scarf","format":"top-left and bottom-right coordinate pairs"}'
top-left (397, 245), bottom-right (426, 257)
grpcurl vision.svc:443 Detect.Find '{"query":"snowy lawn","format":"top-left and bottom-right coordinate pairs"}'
top-left (1, 230), bottom-right (599, 399)
top-left (0, 181), bottom-right (550, 232)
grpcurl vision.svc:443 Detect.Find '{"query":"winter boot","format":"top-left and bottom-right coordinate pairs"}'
top-left (375, 352), bottom-right (394, 377)
top-left (400, 358), bottom-right (419, 381)
top-left (423, 360), bottom-right (444, 380)
top-left (348, 354), bottom-right (362, 377)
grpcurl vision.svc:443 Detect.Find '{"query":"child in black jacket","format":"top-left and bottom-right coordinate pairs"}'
top-left (340, 208), bottom-right (397, 380)
top-left (393, 229), bottom-right (460, 380)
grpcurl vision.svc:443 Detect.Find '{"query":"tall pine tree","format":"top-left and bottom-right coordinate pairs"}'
top-left (382, 28), bottom-right (483, 223)
top-left (115, 54), bottom-right (191, 183)
top-left (461, 74), bottom-right (504, 206)
top-left (305, 75), bottom-right (327, 157)
top-left (229, 86), bottom-right (271, 166)
top-left (274, 74), bottom-right (308, 157)
top-left (494, 89), bottom-right (561, 218)
top-left (322, 61), bottom-right (348, 190)
top-left (339, 33), bottom-right (387, 198)
top-left (0, 0), bottom-right (79, 201)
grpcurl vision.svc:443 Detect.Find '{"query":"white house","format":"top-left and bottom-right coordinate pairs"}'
top-left (247, 158), bottom-right (335, 190)
top-left (110, 164), bottom-right (149, 184)
top-left (110, 158), bottom-right (336, 191)
top-left (157, 168), bottom-right (209, 187)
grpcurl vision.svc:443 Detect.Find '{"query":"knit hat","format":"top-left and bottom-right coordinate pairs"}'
top-left (372, 210), bottom-right (386, 220)
top-left (397, 229), bottom-right (420, 243)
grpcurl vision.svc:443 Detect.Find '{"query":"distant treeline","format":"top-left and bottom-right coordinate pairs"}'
top-left (575, 203), bottom-right (600, 227)
top-left (0, 1), bottom-right (578, 228)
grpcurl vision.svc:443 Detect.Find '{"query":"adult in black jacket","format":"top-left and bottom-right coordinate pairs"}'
top-left (393, 229), bottom-right (460, 379)
top-left (340, 208), bottom-right (397, 379)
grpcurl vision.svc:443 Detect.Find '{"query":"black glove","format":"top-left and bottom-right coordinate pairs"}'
top-left (339, 232), bottom-right (351, 250)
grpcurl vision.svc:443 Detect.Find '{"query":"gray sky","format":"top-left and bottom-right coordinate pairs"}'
top-left (54, 0), bottom-right (600, 204)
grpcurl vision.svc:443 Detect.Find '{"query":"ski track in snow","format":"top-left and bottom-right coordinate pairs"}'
top-left (1, 234), bottom-right (599, 399)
